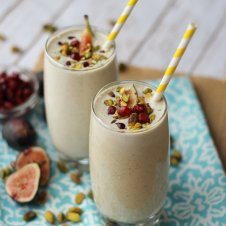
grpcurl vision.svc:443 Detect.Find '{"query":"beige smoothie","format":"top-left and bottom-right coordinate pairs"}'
top-left (44, 19), bottom-right (117, 161)
top-left (90, 81), bottom-right (169, 224)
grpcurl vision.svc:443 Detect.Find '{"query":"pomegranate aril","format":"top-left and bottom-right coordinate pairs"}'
top-left (117, 106), bottom-right (132, 117)
top-left (71, 52), bottom-right (81, 61)
top-left (65, 61), bottom-right (71, 66)
top-left (83, 62), bottom-right (89, 67)
top-left (133, 104), bottom-right (147, 113)
top-left (138, 113), bottom-right (150, 123)
top-left (108, 106), bottom-right (116, 115)
top-left (70, 39), bottom-right (80, 48)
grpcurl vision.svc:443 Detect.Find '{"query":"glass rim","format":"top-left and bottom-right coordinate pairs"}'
top-left (91, 80), bottom-right (168, 134)
top-left (44, 25), bottom-right (116, 72)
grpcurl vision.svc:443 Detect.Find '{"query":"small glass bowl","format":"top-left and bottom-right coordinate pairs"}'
top-left (0, 67), bottom-right (39, 119)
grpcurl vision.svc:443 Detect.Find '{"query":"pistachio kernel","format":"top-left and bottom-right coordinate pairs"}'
top-left (122, 94), bottom-right (130, 103)
top-left (67, 206), bottom-right (83, 215)
top-left (120, 101), bottom-right (127, 107)
top-left (133, 122), bottom-right (142, 129)
top-left (104, 99), bottom-right (114, 106)
top-left (23, 211), bottom-right (37, 222)
top-left (146, 103), bottom-right (153, 114)
top-left (87, 190), bottom-right (94, 200)
top-left (70, 172), bottom-right (81, 184)
top-left (119, 87), bottom-right (125, 95)
top-left (66, 212), bottom-right (81, 223)
top-left (111, 119), bottom-right (117, 124)
top-left (143, 88), bottom-right (152, 94)
top-left (43, 23), bottom-right (57, 33)
top-left (93, 45), bottom-right (100, 52)
top-left (116, 86), bottom-right (122, 92)
top-left (170, 156), bottom-right (179, 166)
top-left (57, 212), bottom-right (65, 224)
top-left (108, 91), bottom-right (115, 98)
top-left (57, 161), bottom-right (68, 173)
top-left (145, 93), bottom-right (152, 98)
top-left (128, 113), bottom-right (138, 126)
top-left (0, 166), bottom-right (13, 179)
top-left (172, 150), bottom-right (182, 162)
top-left (138, 96), bottom-right (145, 104)
top-left (149, 114), bottom-right (156, 122)
top-left (44, 210), bottom-right (55, 224)
top-left (75, 192), bottom-right (85, 204)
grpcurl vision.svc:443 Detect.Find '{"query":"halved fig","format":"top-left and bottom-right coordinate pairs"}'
top-left (126, 85), bottom-right (138, 108)
top-left (6, 163), bottom-right (40, 203)
top-left (15, 147), bottom-right (50, 186)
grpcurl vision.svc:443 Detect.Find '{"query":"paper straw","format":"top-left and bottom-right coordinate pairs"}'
top-left (153, 23), bottom-right (197, 102)
top-left (102, 0), bottom-right (139, 50)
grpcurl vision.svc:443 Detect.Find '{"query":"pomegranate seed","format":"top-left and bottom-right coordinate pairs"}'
top-left (108, 106), bottom-right (116, 115)
top-left (71, 52), bottom-right (81, 61)
top-left (117, 106), bottom-right (132, 117)
top-left (70, 39), bottom-right (80, 48)
top-left (115, 122), bottom-right (126, 129)
top-left (83, 62), bottom-right (89, 67)
top-left (65, 61), bottom-right (71, 66)
top-left (138, 113), bottom-right (150, 123)
top-left (133, 104), bottom-right (147, 113)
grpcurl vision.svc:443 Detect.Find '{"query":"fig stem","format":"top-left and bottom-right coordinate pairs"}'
top-left (84, 15), bottom-right (94, 37)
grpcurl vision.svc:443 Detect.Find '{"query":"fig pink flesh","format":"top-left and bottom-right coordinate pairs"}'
top-left (6, 163), bottom-right (40, 203)
top-left (15, 147), bottom-right (50, 186)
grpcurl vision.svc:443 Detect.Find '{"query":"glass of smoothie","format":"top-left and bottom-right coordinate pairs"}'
top-left (44, 16), bottom-right (117, 163)
top-left (90, 80), bottom-right (169, 225)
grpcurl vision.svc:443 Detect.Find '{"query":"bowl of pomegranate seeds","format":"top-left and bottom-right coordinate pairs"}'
top-left (0, 69), bottom-right (39, 119)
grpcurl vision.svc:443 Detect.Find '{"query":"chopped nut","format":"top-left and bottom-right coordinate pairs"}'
top-left (172, 150), bottom-right (182, 162)
top-left (67, 206), bottom-right (83, 215)
top-left (44, 210), bottom-right (55, 224)
top-left (146, 103), bottom-right (153, 114)
top-left (170, 156), bottom-right (179, 166)
top-left (133, 122), bottom-right (142, 129)
top-left (138, 96), bottom-right (145, 104)
top-left (57, 212), bottom-right (65, 224)
top-left (43, 23), bottom-right (57, 33)
top-left (128, 113), bottom-right (138, 126)
top-left (53, 55), bottom-right (61, 61)
top-left (143, 88), bottom-right (152, 94)
top-left (57, 161), bottom-right (68, 173)
top-left (145, 92), bottom-right (152, 98)
top-left (108, 91), bottom-right (115, 98)
top-left (75, 192), bottom-right (85, 204)
top-left (111, 119), bottom-right (117, 124)
top-left (70, 172), bottom-right (81, 184)
top-left (120, 101), bottom-right (127, 106)
top-left (119, 87), bottom-right (125, 95)
top-left (93, 45), bottom-right (100, 52)
top-left (116, 86), bottom-right (122, 92)
top-left (11, 45), bottom-right (22, 54)
top-left (92, 53), bottom-right (107, 61)
top-left (149, 114), bottom-right (156, 122)
top-left (23, 211), bottom-right (37, 222)
top-left (66, 212), bottom-right (80, 223)
top-left (0, 166), bottom-right (13, 180)
top-left (122, 94), bottom-right (130, 103)
top-left (87, 190), bottom-right (93, 200)
top-left (104, 99), bottom-right (114, 106)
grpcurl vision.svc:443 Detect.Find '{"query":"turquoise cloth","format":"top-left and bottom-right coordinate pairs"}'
top-left (0, 77), bottom-right (226, 225)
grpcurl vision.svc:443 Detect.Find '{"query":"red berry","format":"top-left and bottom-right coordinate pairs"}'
top-left (138, 113), bottom-right (150, 123)
top-left (133, 104), bottom-right (147, 113)
top-left (117, 106), bottom-right (132, 117)
top-left (71, 52), bottom-right (81, 61)
top-left (108, 106), bottom-right (116, 115)
top-left (70, 39), bottom-right (80, 48)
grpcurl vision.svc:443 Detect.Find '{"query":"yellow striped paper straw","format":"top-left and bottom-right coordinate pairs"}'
top-left (153, 23), bottom-right (197, 102)
top-left (102, 0), bottom-right (139, 50)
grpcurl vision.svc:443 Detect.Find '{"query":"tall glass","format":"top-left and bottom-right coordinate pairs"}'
top-left (44, 26), bottom-right (117, 163)
top-left (90, 81), bottom-right (169, 225)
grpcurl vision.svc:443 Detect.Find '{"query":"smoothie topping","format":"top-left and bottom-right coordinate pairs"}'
top-left (103, 85), bottom-right (156, 130)
top-left (52, 15), bottom-right (108, 69)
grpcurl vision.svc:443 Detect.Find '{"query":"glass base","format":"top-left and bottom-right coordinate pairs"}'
top-left (103, 208), bottom-right (162, 226)
top-left (58, 151), bottom-right (89, 172)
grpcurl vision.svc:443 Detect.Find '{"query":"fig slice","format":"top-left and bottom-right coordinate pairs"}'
top-left (15, 147), bottom-right (50, 186)
top-left (6, 163), bottom-right (40, 203)
top-left (126, 84), bottom-right (138, 108)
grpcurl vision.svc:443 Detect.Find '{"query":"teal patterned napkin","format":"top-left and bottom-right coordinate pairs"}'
top-left (0, 77), bottom-right (226, 226)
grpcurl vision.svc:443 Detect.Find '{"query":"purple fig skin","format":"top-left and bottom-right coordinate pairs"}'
top-left (2, 118), bottom-right (36, 150)
top-left (15, 147), bottom-right (50, 186)
top-left (5, 163), bottom-right (40, 203)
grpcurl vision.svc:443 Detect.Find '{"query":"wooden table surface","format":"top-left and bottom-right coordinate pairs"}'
top-left (1, 0), bottom-right (226, 79)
